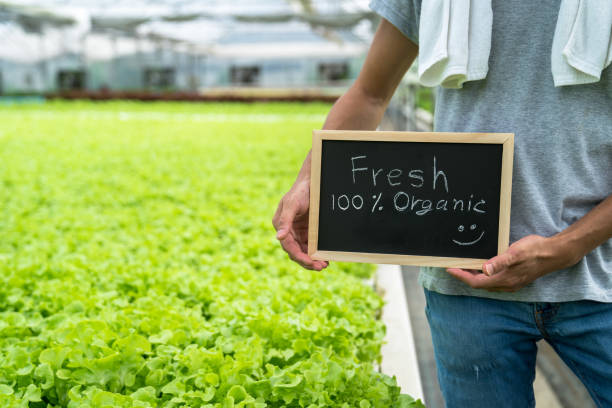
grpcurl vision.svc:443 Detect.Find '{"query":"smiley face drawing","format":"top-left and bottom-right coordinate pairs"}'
top-left (452, 223), bottom-right (485, 246)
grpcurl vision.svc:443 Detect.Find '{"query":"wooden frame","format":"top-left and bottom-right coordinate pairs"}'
top-left (308, 130), bottom-right (514, 270)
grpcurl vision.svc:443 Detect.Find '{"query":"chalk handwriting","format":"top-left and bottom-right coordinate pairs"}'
top-left (432, 156), bottom-right (449, 193)
top-left (349, 155), bottom-right (449, 191)
top-left (333, 192), bottom-right (487, 216)
top-left (341, 155), bottom-right (489, 219)
top-left (351, 156), bottom-right (367, 184)
top-left (452, 224), bottom-right (486, 246)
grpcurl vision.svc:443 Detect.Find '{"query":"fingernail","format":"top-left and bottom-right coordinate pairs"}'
top-left (276, 229), bottom-right (286, 239)
top-left (485, 264), bottom-right (494, 276)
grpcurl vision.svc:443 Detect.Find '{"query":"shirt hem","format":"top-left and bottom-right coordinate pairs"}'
top-left (418, 270), bottom-right (612, 303)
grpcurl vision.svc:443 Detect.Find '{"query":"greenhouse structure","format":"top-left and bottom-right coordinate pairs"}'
top-left (0, 1), bottom-right (599, 408)
top-left (0, 0), bottom-right (372, 93)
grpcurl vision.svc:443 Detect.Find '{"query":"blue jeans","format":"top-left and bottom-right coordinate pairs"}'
top-left (424, 288), bottom-right (612, 408)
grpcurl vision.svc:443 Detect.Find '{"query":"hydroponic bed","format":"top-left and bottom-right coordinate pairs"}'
top-left (0, 102), bottom-right (421, 407)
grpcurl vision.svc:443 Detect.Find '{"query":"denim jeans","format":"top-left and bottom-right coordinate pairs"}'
top-left (424, 288), bottom-right (612, 408)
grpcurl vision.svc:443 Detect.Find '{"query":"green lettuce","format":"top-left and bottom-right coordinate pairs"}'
top-left (0, 102), bottom-right (423, 407)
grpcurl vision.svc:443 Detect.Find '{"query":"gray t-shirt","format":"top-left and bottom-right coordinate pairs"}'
top-left (370, 0), bottom-right (612, 302)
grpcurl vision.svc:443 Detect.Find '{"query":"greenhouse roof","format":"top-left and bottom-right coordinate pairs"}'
top-left (0, 0), bottom-right (375, 63)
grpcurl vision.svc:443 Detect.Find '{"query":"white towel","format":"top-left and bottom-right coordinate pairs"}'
top-left (552, 0), bottom-right (612, 86)
top-left (418, 0), bottom-right (612, 88)
top-left (418, 0), bottom-right (492, 89)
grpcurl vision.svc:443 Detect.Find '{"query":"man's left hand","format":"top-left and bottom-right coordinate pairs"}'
top-left (446, 234), bottom-right (580, 292)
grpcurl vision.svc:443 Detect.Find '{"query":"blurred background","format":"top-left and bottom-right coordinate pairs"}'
top-left (0, 0), bottom-right (433, 126)
top-left (0, 1), bottom-right (368, 93)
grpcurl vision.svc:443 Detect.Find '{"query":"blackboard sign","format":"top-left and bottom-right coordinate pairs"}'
top-left (308, 130), bottom-right (514, 270)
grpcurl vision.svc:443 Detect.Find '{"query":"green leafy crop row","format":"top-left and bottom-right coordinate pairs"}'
top-left (0, 102), bottom-right (423, 407)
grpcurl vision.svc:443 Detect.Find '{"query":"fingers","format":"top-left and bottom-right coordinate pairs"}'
top-left (446, 267), bottom-right (524, 292)
top-left (272, 199), bottom-right (290, 239)
top-left (278, 233), bottom-right (327, 270)
top-left (274, 198), bottom-right (299, 241)
top-left (446, 236), bottom-right (551, 292)
top-left (446, 268), bottom-right (491, 287)
top-left (272, 199), bottom-right (283, 231)
top-left (446, 268), bottom-right (508, 290)
top-left (483, 255), bottom-right (505, 276)
top-left (450, 243), bottom-right (521, 287)
top-left (273, 188), bottom-right (328, 271)
top-left (484, 242), bottom-right (526, 276)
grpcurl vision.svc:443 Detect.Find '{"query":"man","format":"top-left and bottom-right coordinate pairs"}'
top-left (273, 1), bottom-right (612, 406)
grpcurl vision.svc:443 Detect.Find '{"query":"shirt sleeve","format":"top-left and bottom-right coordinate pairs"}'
top-left (369, 0), bottom-right (421, 45)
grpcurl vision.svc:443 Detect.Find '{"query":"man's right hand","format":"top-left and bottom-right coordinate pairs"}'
top-left (272, 178), bottom-right (329, 271)
top-left (272, 18), bottom-right (417, 270)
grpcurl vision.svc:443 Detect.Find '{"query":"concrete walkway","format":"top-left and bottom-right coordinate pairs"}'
top-left (377, 264), bottom-right (424, 401)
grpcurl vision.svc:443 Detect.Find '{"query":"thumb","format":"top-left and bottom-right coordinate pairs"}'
top-left (483, 262), bottom-right (496, 276)
top-left (276, 199), bottom-right (299, 240)
top-left (483, 251), bottom-right (513, 276)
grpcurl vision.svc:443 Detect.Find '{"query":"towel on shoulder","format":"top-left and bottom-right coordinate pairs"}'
top-left (418, 0), bottom-right (612, 88)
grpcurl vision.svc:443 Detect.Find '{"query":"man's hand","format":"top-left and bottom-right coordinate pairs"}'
top-left (272, 18), bottom-right (418, 270)
top-left (272, 178), bottom-right (329, 271)
top-left (447, 192), bottom-right (612, 292)
top-left (446, 234), bottom-right (580, 292)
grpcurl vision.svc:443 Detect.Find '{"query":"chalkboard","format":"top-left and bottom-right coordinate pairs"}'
top-left (308, 130), bottom-right (514, 270)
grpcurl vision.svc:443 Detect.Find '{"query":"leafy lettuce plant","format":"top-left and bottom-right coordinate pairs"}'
top-left (0, 102), bottom-right (424, 407)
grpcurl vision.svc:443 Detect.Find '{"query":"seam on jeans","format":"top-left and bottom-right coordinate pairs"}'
top-left (526, 360), bottom-right (537, 408)
top-left (533, 306), bottom-right (552, 339)
top-left (528, 387), bottom-right (536, 408)
top-left (547, 340), bottom-right (606, 408)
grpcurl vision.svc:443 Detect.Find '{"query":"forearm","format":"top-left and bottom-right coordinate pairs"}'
top-left (294, 18), bottom-right (418, 184)
top-left (551, 193), bottom-right (612, 266)
top-left (293, 87), bottom-right (389, 182)
top-left (322, 85), bottom-right (389, 131)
